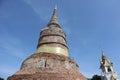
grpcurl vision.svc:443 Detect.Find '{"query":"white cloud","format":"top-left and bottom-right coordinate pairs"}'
top-left (0, 65), bottom-right (16, 75)
top-left (23, 0), bottom-right (70, 29)
top-left (0, 32), bottom-right (31, 79)
top-left (0, 65), bottom-right (18, 80)
top-left (23, 0), bottom-right (51, 21)
top-left (0, 33), bottom-right (26, 59)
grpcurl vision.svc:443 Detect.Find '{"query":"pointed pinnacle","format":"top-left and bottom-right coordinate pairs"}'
top-left (102, 53), bottom-right (105, 57)
top-left (102, 52), bottom-right (106, 60)
top-left (48, 6), bottom-right (60, 26)
top-left (55, 4), bottom-right (57, 9)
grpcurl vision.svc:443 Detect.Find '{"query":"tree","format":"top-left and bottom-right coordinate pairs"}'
top-left (91, 75), bottom-right (101, 80)
top-left (0, 77), bottom-right (4, 80)
top-left (87, 78), bottom-right (92, 80)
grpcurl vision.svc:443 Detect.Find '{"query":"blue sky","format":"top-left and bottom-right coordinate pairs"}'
top-left (0, 0), bottom-right (120, 79)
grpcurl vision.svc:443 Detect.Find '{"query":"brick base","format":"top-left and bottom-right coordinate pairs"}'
top-left (8, 53), bottom-right (86, 80)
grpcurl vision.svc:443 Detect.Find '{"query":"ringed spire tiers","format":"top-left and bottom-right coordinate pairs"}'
top-left (36, 6), bottom-right (68, 56)
top-left (7, 6), bottom-right (87, 80)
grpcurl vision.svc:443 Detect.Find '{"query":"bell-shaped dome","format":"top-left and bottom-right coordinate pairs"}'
top-left (36, 7), bottom-right (68, 56)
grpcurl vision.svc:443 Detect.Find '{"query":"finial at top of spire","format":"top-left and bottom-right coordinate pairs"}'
top-left (102, 53), bottom-right (105, 57)
top-left (47, 5), bottom-right (60, 28)
top-left (55, 4), bottom-right (57, 10)
top-left (101, 49), bottom-right (104, 54)
top-left (101, 51), bottom-right (106, 60)
top-left (100, 48), bottom-right (106, 59)
top-left (100, 48), bottom-right (104, 55)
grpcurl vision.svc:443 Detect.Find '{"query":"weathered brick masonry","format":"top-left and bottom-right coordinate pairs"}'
top-left (8, 53), bottom-right (86, 80)
top-left (8, 6), bottom-right (86, 80)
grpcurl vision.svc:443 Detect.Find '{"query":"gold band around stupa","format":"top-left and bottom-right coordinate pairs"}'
top-left (36, 45), bottom-right (68, 56)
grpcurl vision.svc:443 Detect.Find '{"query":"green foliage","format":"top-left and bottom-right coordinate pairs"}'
top-left (91, 75), bottom-right (101, 80)
top-left (0, 77), bottom-right (4, 80)
top-left (87, 78), bottom-right (92, 80)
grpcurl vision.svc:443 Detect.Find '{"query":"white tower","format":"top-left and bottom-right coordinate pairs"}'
top-left (100, 53), bottom-right (119, 80)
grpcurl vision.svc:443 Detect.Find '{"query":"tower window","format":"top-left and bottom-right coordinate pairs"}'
top-left (108, 67), bottom-right (111, 72)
